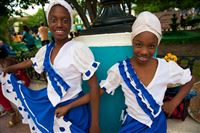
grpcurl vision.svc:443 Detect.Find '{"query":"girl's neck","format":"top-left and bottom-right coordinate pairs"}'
top-left (55, 38), bottom-right (71, 47)
top-left (131, 57), bottom-right (155, 68)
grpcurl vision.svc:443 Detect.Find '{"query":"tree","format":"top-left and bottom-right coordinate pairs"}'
top-left (0, 0), bottom-right (48, 17)
top-left (0, 0), bottom-right (48, 42)
top-left (25, 9), bottom-right (46, 28)
top-left (67, 0), bottom-right (99, 29)
top-left (133, 0), bottom-right (200, 13)
top-left (1, 0), bottom-right (200, 43)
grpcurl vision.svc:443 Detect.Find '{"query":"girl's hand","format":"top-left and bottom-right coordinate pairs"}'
top-left (55, 105), bottom-right (71, 118)
top-left (162, 100), bottom-right (177, 117)
top-left (2, 67), bottom-right (9, 77)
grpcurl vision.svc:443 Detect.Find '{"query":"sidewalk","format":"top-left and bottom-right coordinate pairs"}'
top-left (0, 113), bottom-right (30, 133)
top-left (0, 80), bottom-right (46, 133)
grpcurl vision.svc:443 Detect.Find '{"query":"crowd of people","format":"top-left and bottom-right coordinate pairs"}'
top-left (10, 22), bottom-right (80, 52)
top-left (0, 0), bottom-right (196, 133)
top-left (10, 23), bottom-right (51, 51)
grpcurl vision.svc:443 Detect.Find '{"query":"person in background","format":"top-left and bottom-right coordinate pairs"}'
top-left (22, 25), bottom-right (36, 50)
top-left (0, 40), bottom-right (12, 54)
top-left (12, 32), bottom-right (22, 43)
top-left (0, 47), bottom-right (30, 127)
top-left (38, 23), bottom-right (50, 46)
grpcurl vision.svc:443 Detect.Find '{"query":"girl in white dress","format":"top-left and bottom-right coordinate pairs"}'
top-left (99, 11), bottom-right (195, 133)
top-left (1, 0), bottom-right (100, 132)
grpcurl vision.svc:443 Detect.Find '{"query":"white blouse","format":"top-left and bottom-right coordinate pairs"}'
top-left (31, 40), bottom-right (100, 106)
top-left (100, 58), bottom-right (192, 127)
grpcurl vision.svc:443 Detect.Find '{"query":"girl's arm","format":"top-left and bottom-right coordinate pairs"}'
top-left (163, 76), bottom-right (195, 116)
top-left (3, 60), bottom-right (33, 75)
top-left (55, 75), bottom-right (103, 133)
top-left (87, 74), bottom-right (100, 133)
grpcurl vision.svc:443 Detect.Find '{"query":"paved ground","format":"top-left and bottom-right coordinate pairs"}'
top-left (0, 114), bottom-right (30, 133)
top-left (0, 80), bottom-right (45, 133)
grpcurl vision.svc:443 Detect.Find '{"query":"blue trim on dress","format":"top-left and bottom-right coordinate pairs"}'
top-left (10, 74), bottom-right (53, 133)
top-left (9, 74), bottom-right (90, 133)
top-left (125, 58), bottom-right (160, 115)
top-left (118, 58), bottom-right (160, 120)
top-left (118, 112), bottom-right (166, 133)
top-left (43, 43), bottom-right (70, 98)
top-left (92, 62), bottom-right (98, 68)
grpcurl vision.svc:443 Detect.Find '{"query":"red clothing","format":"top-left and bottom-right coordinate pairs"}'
top-left (15, 69), bottom-right (30, 87)
top-left (0, 86), bottom-right (12, 111)
top-left (0, 69), bottom-right (30, 111)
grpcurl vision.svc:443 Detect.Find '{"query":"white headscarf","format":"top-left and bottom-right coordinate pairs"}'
top-left (46, 0), bottom-right (74, 30)
top-left (131, 11), bottom-right (162, 45)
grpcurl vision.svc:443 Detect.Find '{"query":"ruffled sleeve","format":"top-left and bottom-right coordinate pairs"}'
top-left (168, 61), bottom-right (192, 85)
top-left (30, 46), bottom-right (46, 74)
top-left (73, 42), bottom-right (100, 80)
top-left (100, 64), bottom-right (121, 95)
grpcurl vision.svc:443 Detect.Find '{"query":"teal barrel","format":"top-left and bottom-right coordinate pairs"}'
top-left (75, 33), bottom-right (133, 133)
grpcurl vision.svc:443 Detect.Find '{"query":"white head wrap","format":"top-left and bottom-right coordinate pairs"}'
top-left (131, 11), bottom-right (162, 45)
top-left (46, 0), bottom-right (74, 30)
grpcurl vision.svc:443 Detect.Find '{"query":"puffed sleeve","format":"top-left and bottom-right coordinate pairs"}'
top-left (30, 46), bottom-right (46, 74)
top-left (168, 61), bottom-right (192, 85)
top-left (73, 42), bottom-right (100, 80)
top-left (100, 64), bottom-right (121, 95)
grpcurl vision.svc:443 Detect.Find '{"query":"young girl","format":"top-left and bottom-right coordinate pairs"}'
top-left (99, 11), bottom-right (195, 132)
top-left (2, 0), bottom-right (100, 132)
top-left (0, 47), bottom-right (30, 127)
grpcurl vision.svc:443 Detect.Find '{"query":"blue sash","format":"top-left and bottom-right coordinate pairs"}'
top-left (43, 43), bottom-right (70, 98)
top-left (118, 58), bottom-right (166, 132)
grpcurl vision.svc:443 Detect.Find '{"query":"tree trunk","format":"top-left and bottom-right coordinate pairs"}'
top-left (69, 0), bottom-right (91, 29)
top-left (86, 0), bottom-right (97, 23)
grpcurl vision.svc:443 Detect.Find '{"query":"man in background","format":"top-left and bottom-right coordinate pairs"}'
top-left (38, 23), bottom-right (49, 46)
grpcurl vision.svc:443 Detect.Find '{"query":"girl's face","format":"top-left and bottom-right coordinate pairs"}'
top-left (48, 5), bottom-right (71, 43)
top-left (132, 31), bottom-right (158, 64)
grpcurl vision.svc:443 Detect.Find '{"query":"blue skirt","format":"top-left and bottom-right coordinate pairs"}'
top-left (2, 74), bottom-right (90, 133)
top-left (118, 111), bottom-right (167, 133)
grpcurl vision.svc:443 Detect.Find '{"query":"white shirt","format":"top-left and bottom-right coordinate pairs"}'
top-left (31, 40), bottom-right (100, 106)
top-left (100, 58), bottom-right (192, 127)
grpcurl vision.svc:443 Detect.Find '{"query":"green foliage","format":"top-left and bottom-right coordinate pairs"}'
top-left (15, 47), bottom-right (38, 62)
top-left (193, 62), bottom-right (200, 81)
top-left (161, 31), bottom-right (200, 44)
top-left (0, 0), bottom-right (48, 17)
top-left (132, 0), bottom-right (200, 12)
top-left (0, 0), bottom-right (48, 43)
top-left (134, 2), bottom-right (160, 13)
top-left (0, 16), bottom-right (9, 43)
top-left (24, 9), bottom-right (46, 28)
